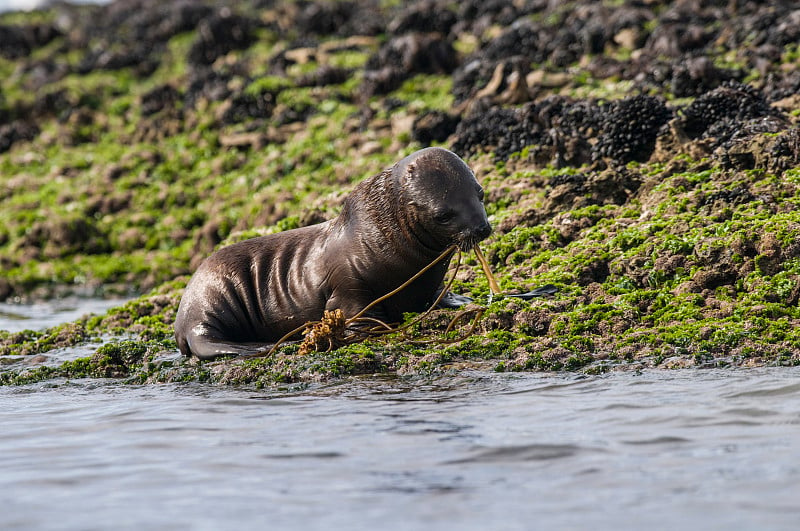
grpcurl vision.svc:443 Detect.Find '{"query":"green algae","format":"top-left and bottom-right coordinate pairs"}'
top-left (5, 147), bottom-right (800, 385)
top-left (1, 2), bottom-right (800, 386)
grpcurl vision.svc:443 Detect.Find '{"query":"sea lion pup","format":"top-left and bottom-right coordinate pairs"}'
top-left (174, 147), bottom-right (492, 359)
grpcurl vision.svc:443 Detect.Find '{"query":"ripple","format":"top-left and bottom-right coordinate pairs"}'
top-left (445, 443), bottom-right (596, 463)
top-left (2, 368), bottom-right (800, 530)
top-left (261, 451), bottom-right (345, 459)
top-left (622, 436), bottom-right (691, 445)
top-left (724, 382), bottom-right (800, 398)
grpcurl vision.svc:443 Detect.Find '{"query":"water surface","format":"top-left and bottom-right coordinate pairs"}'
top-left (0, 297), bottom-right (129, 333)
top-left (2, 368), bottom-right (798, 530)
top-left (2, 299), bottom-right (797, 529)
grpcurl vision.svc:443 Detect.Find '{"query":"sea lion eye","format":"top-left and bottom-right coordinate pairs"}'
top-left (434, 210), bottom-right (456, 224)
top-left (477, 188), bottom-right (485, 202)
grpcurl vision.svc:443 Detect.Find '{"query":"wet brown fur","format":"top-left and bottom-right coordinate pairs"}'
top-left (174, 147), bottom-right (491, 359)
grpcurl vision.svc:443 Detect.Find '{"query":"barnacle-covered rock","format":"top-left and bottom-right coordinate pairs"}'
top-left (295, 0), bottom-right (384, 36)
top-left (450, 97), bottom-right (600, 164)
top-left (388, 0), bottom-right (457, 36)
top-left (412, 110), bottom-right (460, 145)
top-left (187, 10), bottom-right (256, 66)
top-left (450, 104), bottom-right (519, 157)
top-left (361, 33), bottom-right (458, 97)
top-left (593, 94), bottom-right (672, 164)
top-left (140, 85), bottom-right (181, 116)
top-left (679, 81), bottom-right (773, 140)
top-left (0, 23), bottom-right (61, 59)
top-left (0, 120), bottom-right (39, 154)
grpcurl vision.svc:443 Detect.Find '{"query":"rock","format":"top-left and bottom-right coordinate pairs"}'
top-left (0, 121), bottom-right (39, 154)
top-left (187, 9), bottom-right (256, 66)
top-left (361, 32), bottom-right (458, 97)
top-left (593, 95), bottom-right (672, 164)
top-left (412, 110), bottom-right (459, 145)
top-left (679, 81), bottom-right (774, 140)
top-left (140, 85), bottom-right (181, 116)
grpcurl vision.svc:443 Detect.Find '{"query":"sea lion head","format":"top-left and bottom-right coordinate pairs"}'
top-left (398, 147), bottom-right (492, 252)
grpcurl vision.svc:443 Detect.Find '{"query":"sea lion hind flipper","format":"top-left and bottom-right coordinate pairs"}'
top-left (506, 284), bottom-right (559, 300)
top-left (186, 331), bottom-right (274, 360)
top-left (436, 291), bottom-right (474, 308)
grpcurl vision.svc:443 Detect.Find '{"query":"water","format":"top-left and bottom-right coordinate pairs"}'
top-left (0, 297), bottom-right (129, 333)
top-left (1, 369), bottom-right (798, 530)
top-left (1, 301), bottom-right (799, 530)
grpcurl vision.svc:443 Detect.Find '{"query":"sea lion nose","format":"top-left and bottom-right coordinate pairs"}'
top-left (476, 221), bottom-right (492, 240)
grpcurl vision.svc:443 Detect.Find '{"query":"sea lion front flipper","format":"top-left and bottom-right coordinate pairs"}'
top-left (505, 284), bottom-right (559, 300)
top-left (436, 291), bottom-right (474, 308)
top-left (435, 285), bottom-right (557, 308)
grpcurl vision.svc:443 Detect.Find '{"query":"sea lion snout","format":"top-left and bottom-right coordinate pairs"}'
top-left (456, 220), bottom-right (492, 250)
top-left (475, 221), bottom-right (493, 240)
top-left (460, 211), bottom-right (492, 240)
top-left (459, 190), bottom-right (492, 240)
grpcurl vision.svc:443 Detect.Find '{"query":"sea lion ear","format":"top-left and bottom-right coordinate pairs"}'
top-left (398, 161), bottom-right (417, 186)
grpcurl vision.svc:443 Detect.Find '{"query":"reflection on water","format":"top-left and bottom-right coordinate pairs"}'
top-left (2, 368), bottom-right (799, 530)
